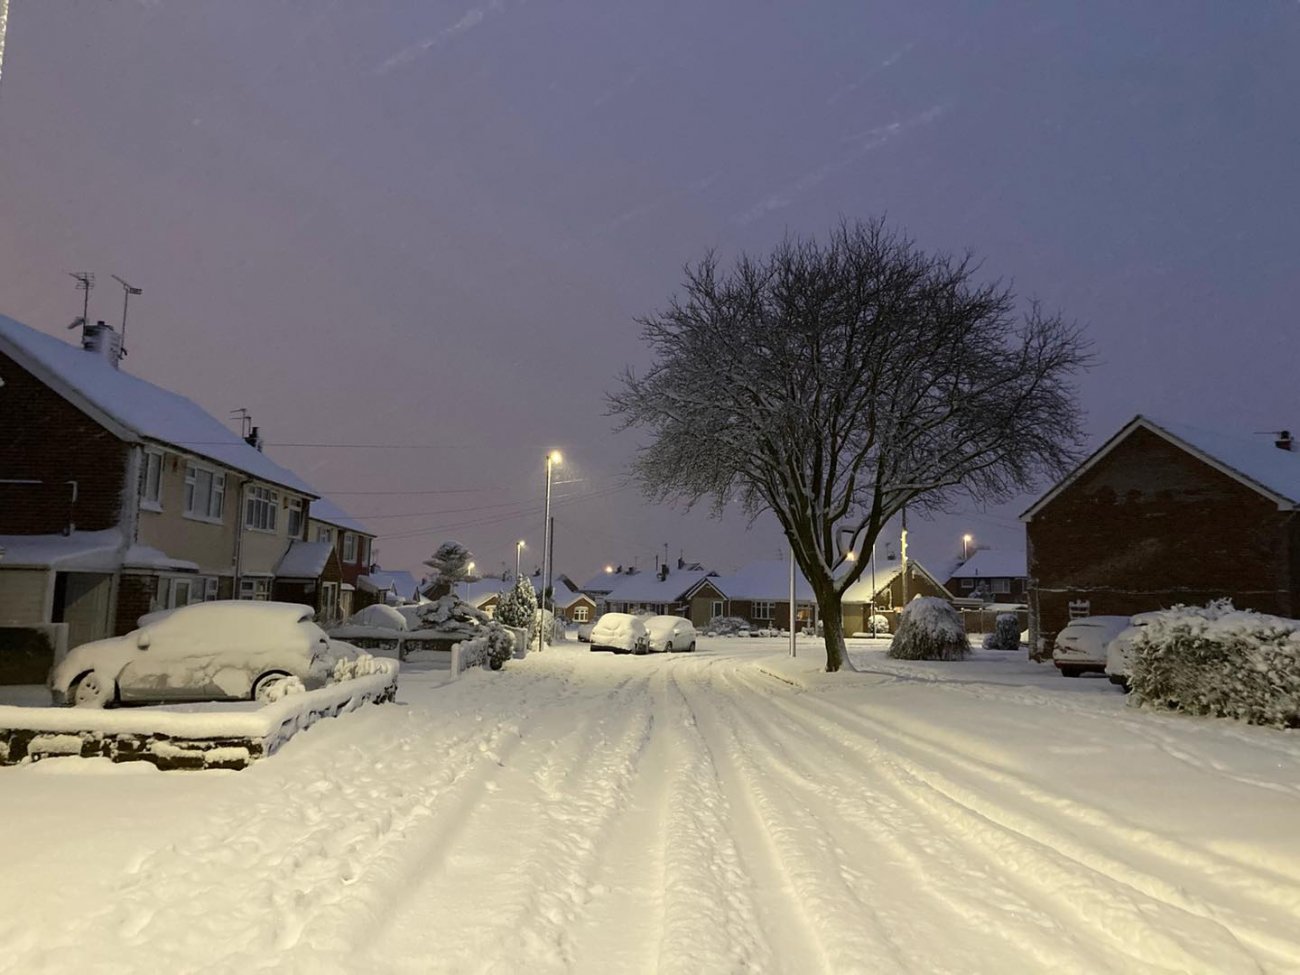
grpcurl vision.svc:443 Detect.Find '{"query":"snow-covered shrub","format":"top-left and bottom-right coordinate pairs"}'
top-left (888, 597), bottom-right (969, 661)
top-left (1128, 601), bottom-right (1300, 728)
top-left (453, 622), bottom-right (516, 671)
top-left (416, 594), bottom-right (489, 636)
top-left (704, 616), bottom-right (752, 636)
top-left (982, 613), bottom-right (1021, 651)
top-left (345, 604), bottom-right (408, 631)
top-left (261, 675), bottom-right (306, 703)
top-left (534, 608), bottom-right (562, 645)
top-left (864, 614), bottom-right (890, 636)
top-left (495, 575), bottom-right (538, 638)
top-left (331, 652), bottom-right (384, 683)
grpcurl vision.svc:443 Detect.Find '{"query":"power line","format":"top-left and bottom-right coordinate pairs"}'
top-left (376, 485), bottom-right (631, 541)
top-left (353, 488), bottom-right (603, 521)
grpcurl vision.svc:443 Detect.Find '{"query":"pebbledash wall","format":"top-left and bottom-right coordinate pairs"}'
top-left (1026, 426), bottom-right (1300, 654)
top-left (0, 350), bottom-right (130, 535)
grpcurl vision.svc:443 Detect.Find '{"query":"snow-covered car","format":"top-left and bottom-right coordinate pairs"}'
top-left (1104, 613), bottom-right (1159, 688)
top-left (50, 601), bottom-right (355, 708)
top-left (1051, 615), bottom-right (1133, 677)
top-left (588, 613), bottom-right (650, 654)
top-left (576, 622), bottom-right (595, 643)
top-left (644, 615), bottom-right (697, 653)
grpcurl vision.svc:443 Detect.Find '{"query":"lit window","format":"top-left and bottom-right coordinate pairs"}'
top-left (244, 485), bottom-right (279, 532)
top-left (184, 463), bottom-right (225, 521)
top-left (574, 605), bottom-right (589, 622)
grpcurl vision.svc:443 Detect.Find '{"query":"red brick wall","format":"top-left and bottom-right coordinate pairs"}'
top-left (0, 350), bottom-right (130, 534)
top-left (1027, 427), bottom-right (1299, 649)
top-left (115, 574), bottom-right (157, 636)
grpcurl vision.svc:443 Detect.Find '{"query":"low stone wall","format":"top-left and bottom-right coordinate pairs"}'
top-left (0, 661), bottom-right (399, 771)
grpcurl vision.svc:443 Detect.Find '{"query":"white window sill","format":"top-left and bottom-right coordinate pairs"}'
top-left (243, 525), bottom-right (279, 535)
top-left (140, 501), bottom-right (163, 513)
top-left (182, 512), bottom-right (224, 526)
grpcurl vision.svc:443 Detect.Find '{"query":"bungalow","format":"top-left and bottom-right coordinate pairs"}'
top-left (360, 569), bottom-right (421, 605)
top-left (944, 550), bottom-right (1029, 603)
top-left (1023, 415), bottom-right (1300, 657)
top-left (696, 557), bottom-right (954, 632)
top-left (0, 315), bottom-right (318, 663)
top-left (604, 565), bottom-right (716, 619)
top-left (459, 574), bottom-right (597, 624)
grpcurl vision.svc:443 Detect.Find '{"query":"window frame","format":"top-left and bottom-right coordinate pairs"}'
top-left (342, 532), bottom-right (357, 563)
top-left (183, 462), bottom-right (226, 523)
top-left (573, 605), bottom-right (590, 623)
top-left (752, 600), bottom-right (775, 621)
top-left (244, 485), bottom-right (279, 533)
top-left (286, 497), bottom-right (304, 539)
top-left (239, 576), bottom-right (271, 601)
top-left (141, 449), bottom-right (164, 511)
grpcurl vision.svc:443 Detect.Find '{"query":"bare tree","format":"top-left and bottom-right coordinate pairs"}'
top-left (610, 220), bottom-right (1090, 671)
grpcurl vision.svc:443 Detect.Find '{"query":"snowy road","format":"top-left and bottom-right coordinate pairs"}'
top-left (3, 638), bottom-right (1300, 974)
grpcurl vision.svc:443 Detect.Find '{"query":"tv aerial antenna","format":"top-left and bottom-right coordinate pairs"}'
top-left (66, 271), bottom-right (94, 330)
top-left (111, 274), bottom-right (143, 356)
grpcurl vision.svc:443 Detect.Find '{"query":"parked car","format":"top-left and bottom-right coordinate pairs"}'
top-left (577, 621), bottom-right (595, 643)
top-left (644, 615), bottom-right (697, 653)
top-left (588, 613), bottom-right (650, 654)
top-left (50, 601), bottom-right (356, 708)
top-left (1104, 613), bottom-right (1159, 688)
top-left (1051, 615), bottom-right (1133, 677)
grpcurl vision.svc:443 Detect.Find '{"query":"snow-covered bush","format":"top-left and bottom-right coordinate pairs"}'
top-left (495, 575), bottom-right (538, 638)
top-left (1128, 601), bottom-right (1300, 728)
top-left (704, 616), bottom-right (752, 636)
top-left (453, 622), bottom-right (516, 671)
top-left (423, 541), bottom-right (474, 588)
top-left (982, 613), bottom-right (1021, 651)
top-left (416, 594), bottom-right (489, 637)
top-left (888, 597), bottom-right (969, 661)
top-left (854, 614), bottom-right (890, 637)
top-left (261, 675), bottom-right (306, 703)
top-left (345, 604), bottom-right (408, 631)
top-left (535, 608), bottom-right (564, 644)
top-left (331, 652), bottom-right (385, 683)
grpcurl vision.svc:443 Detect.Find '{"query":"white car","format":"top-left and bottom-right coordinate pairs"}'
top-left (588, 613), bottom-right (650, 655)
top-left (644, 615), bottom-right (697, 653)
top-left (1051, 615), bottom-right (1133, 677)
top-left (50, 601), bottom-right (354, 708)
top-left (1104, 613), bottom-right (1159, 688)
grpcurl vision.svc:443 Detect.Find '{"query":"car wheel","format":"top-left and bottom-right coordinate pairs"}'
top-left (688, 642), bottom-right (696, 652)
top-left (664, 642), bottom-right (673, 653)
top-left (1059, 666), bottom-right (1081, 678)
top-left (253, 672), bottom-right (291, 704)
top-left (70, 670), bottom-right (114, 708)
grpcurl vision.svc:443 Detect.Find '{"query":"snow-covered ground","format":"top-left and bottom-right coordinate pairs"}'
top-left (3, 637), bottom-right (1299, 974)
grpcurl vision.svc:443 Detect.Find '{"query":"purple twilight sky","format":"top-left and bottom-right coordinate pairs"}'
top-left (1, 2), bottom-right (1297, 582)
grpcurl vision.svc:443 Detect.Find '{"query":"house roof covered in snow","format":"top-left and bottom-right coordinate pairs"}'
top-left (0, 530), bottom-right (124, 571)
top-left (456, 575), bottom-right (593, 609)
top-left (707, 556), bottom-right (951, 605)
top-left (306, 496), bottom-right (371, 536)
top-left (1023, 415), bottom-right (1300, 519)
top-left (0, 315), bottom-right (316, 496)
top-left (946, 550), bottom-right (1028, 580)
top-left (275, 541), bottom-right (336, 580)
top-left (605, 568), bottom-right (714, 605)
top-left (361, 570), bottom-right (421, 601)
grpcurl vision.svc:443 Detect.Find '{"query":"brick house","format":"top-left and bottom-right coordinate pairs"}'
top-left (694, 557), bottom-right (954, 632)
top-left (0, 315), bottom-right (320, 662)
top-left (305, 496), bottom-right (376, 622)
top-left (1022, 415), bottom-right (1300, 658)
top-left (604, 566), bottom-right (716, 619)
top-left (944, 550), bottom-right (1029, 603)
top-left (460, 575), bottom-right (597, 624)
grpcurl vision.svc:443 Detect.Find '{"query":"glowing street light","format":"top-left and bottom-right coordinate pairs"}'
top-left (962, 533), bottom-right (973, 561)
top-left (515, 540), bottom-right (526, 579)
top-left (538, 450), bottom-right (562, 653)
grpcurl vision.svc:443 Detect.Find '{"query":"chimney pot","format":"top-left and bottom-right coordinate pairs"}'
top-left (1277, 430), bottom-right (1294, 452)
top-left (81, 321), bottom-right (123, 368)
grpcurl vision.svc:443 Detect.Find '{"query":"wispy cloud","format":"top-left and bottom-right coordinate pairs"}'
top-left (375, 1), bottom-right (510, 75)
top-left (826, 43), bottom-right (915, 106)
top-left (735, 103), bottom-right (949, 226)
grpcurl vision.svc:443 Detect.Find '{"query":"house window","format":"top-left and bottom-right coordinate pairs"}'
top-left (1068, 599), bottom-right (1091, 620)
top-left (141, 450), bottom-right (164, 509)
top-left (342, 532), bottom-right (357, 562)
top-left (574, 605), bottom-right (589, 623)
top-left (316, 525), bottom-right (334, 545)
top-left (239, 577), bottom-right (271, 600)
top-left (320, 582), bottom-right (339, 623)
top-left (992, 578), bottom-right (1011, 595)
top-left (753, 601), bottom-right (775, 620)
top-left (184, 464), bottom-right (225, 521)
top-left (960, 578), bottom-right (974, 591)
top-left (202, 577), bottom-right (219, 601)
top-left (244, 485), bottom-right (279, 532)
top-left (287, 498), bottom-right (304, 539)
top-left (358, 536), bottom-right (371, 568)
top-left (167, 577), bottom-right (193, 609)
top-left (711, 600), bottom-right (723, 619)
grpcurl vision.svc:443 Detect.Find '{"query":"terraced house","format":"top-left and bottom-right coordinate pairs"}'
top-left (0, 315), bottom-right (365, 672)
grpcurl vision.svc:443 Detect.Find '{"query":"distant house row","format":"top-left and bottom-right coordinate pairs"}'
top-left (0, 316), bottom-right (400, 655)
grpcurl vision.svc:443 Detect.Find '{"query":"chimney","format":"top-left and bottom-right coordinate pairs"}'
top-left (658, 564), bottom-right (669, 582)
top-left (81, 320), bottom-right (123, 368)
top-left (1276, 430), bottom-right (1294, 452)
top-left (244, 425), bottom-right (264, 452)
top-left (677, 556), bottom-right (685, 570)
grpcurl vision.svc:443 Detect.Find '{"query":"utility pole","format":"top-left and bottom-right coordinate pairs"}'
top-left (788, 544), bottom-right (796, 657)
top-left (900, 505), bottom-right (909, 606)
top-left (0, 0), bottom-right (10, 90)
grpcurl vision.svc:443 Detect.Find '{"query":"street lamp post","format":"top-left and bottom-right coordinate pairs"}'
top-left (538, 451), bottom-right (562, 653)
top-left (962, 533), bottom-right (973, 562)
top-left (515, 540), bottom-right (525, 580)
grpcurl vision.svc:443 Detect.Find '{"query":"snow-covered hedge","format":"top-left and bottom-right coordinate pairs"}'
top-left (888, 597), bottom-right (969, 661)
top-left (451, 622), bottom-right (516, 675)
top-left (704, 616), bottom-right (753, 636)
top-left (1128, 601), bottom-right (1300, 728)
top-left (851, 615), bottom-right (891, 638)
top-left (982, 613), bottom-right (1021, 651)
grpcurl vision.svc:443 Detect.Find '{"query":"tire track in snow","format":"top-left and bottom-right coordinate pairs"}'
top-left (745, 669), bottom-right (1300, 972)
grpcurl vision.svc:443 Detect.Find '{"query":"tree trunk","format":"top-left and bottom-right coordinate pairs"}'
top-left (817, 586), bottom-right (855, 673)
